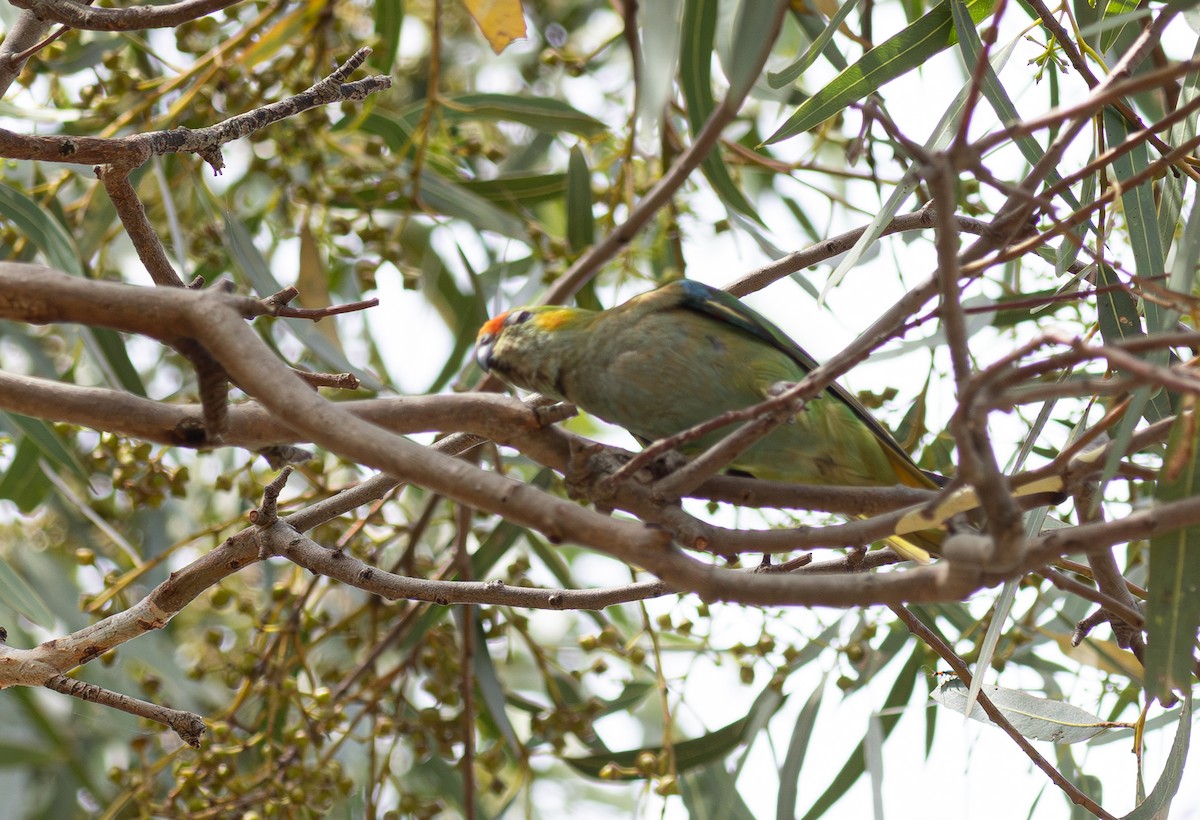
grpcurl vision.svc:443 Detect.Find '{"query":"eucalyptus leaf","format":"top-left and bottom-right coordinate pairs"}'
top-left (931, 680), bottom-right (1117, 743)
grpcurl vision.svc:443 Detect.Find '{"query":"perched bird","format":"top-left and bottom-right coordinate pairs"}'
top-left (475, 279), bottom-right (940, 562)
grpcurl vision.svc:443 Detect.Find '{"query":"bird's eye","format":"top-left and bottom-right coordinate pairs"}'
top-left (506, 309), bottom-right (533, 327)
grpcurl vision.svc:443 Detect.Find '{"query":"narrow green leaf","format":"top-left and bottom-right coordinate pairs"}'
top-left (1102, 99), bottom-right (1188, 479)
top-left (1098, 0), bottom-right (1145, 54)
top-left (596, 680), bottom-right (655, 717)
top-left (353, 93), bottom-right (606, 144)
top-left (963, 577), bottom-right (1019, 720)
top-left (0, 556), bottom-right (57, 628)
top-left (436, 93), bottom-right (607, 135)
top-left (1158, 38), bottom-right (1200, 255)
top-left (566, 146), bottom-right (594, 253)
top-left (767, 0), bottom-right (996, 143)
top-left (564, 713), bottom-right (752, 779)
top-left (371, 0), bottom-right (403, 72)
top-left (1057, 170), bottom-right (1097, 274)
top-left (0, 435), bottom-right (49, 512)
top-left (327, 171), bottom-right (547, 235)
top-left (348, 95), bottom-right (605, 160)
top-left (1093, 262), bottom-right (1172, 441)
top-left (1165, 184), bottom-right (1200, 326)
top-left (415, 169), bottom-right (529, 239)
top-left (1105, 110), bottom-right (1166, 327)
top-left (2, 412), bottom-right (89, 484)
top-left (0, 740), bottom-right (63, 766)
top-left (681, 761), bottom-right (758, 820)
top-left (636, 0), bottom-right (684, 130)
top-left (801, 644), bottom-right (924, 819)
top-left (731, 684), bottom-right (788, 780)
top-left (791, 9), bottom-right (850, 72)
top-left (467, 615), bottom-right (522, 757)
top-left (680, 0), bottom-right (762, 221)
top-left (769, 0), bottom-right (865, 87)
top-left (353, 110), bottom-right (414, 152)
top-left (461, 173), bottom-right (567, 207)
top-left (1095, 264), bottom-right (1145, 347)
top-left (423, 241), bottom-right (489, 394)
top-left (776, 678), bottom-right (826, 820)
top-left (727, 0), bottom-right (788, 99)
top-left (565, 678), bottom-right (787, 779)
top-left (1146, 414), bottom-right (1200, 700)
top-left (470, 473), bottom-right (552, 575)
top-left (0, 183), bottom-right (83, 277)
top-left (87, 328), bottom-right (146, 397)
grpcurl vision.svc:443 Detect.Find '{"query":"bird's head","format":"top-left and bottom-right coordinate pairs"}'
top-left (475, 305), bottom-right (587, 398)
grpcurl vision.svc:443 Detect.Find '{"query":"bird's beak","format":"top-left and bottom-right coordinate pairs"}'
top-left (475, 336), bottom-right (495, 372)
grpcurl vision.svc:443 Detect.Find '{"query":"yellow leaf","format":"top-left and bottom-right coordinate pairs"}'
top-left (462, 0), bottom-right (527, 54)
top-left (298, 218), bottom-right (342, 353)
top-left (1038, 627), bottom-right (1144, 680)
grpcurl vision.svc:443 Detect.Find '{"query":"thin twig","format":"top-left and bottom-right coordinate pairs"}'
top-left (9, 0), bottom-right (244, 30)
top-left (541, 2), bottom-right (790, 304)
top-left (891, 605), bottom-right (1115, 819)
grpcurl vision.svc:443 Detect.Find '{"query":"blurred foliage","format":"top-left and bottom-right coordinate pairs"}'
top-left (0, 0), bottom-right (1197, 817)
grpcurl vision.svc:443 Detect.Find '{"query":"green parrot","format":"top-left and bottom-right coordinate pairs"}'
top-left (475, 279), bottom-right (941, 562)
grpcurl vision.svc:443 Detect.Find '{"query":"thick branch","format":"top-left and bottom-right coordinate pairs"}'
top-left (0, 12), bottom-right (51, 96)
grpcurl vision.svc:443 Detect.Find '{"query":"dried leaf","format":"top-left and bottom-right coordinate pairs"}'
top-left (462, 0), bottom-right (527, 53)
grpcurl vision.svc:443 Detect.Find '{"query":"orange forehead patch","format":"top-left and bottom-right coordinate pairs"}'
top-left (478, 313), bottom-right (508, 338)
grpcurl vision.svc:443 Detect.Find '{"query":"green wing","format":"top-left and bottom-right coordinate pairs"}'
top-left (670, 279), bottom-right (932, 484)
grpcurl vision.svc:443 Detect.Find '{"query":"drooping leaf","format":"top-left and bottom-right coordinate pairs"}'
top-left (1146, 410), bottom-right (1200, 701)
top-left (566, 145), bottom-right (594, 253)
top-left (725, 0), bottom-right (788, 100)
top-left (680, 0), bottom-right (762, 221)
top-left (1, 412), bottom-right (90, 484)
top-left (0, 183), bottom-right (83, 277)
top-left (371, 0), bottom-right (404, 71)
top-left (680, 760), bottom-right (758, 820)
top-left (776, 678), bottom-right (826, 820)
top-left (0, 553), bottom-right (57, 628)
top-left (461, 173), bottom-right (568, 208)
top-left (0, 435), bottom-right (49, 513)
top-left (801, 644), bottom-right (924, 819)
